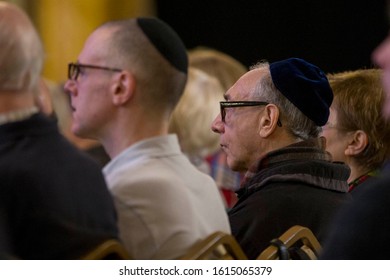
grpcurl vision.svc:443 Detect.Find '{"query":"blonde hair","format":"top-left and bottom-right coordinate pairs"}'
top-left (169, 68), bottom-right (224, 157)
top-left (188, 47), bottom-right (247, 91)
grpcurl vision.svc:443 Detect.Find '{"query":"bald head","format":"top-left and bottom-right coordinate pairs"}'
top-left (0, 2), bottom-right (44, 92)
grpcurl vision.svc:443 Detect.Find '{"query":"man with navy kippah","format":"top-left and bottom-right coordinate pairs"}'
top-left (64, 17), bottom-right (230, 259)
top-left (211, 57), bottom-right (351, 259)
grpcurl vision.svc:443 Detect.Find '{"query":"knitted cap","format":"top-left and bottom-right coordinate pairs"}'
top-left (270, 57), bottom-right (333, 126)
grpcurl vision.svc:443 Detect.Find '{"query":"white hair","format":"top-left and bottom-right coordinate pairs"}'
top-left (0, 2), bottom-right (44, 91)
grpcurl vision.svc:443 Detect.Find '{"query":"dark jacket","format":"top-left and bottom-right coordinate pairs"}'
top-left (349, 174), bottom-right (379, 197)
top-left (321, 171), bottom-right (390, 259)
top-left (0, 113), bottom-right (118, 259)
top-left (229, 138), bottom-right (351, 259)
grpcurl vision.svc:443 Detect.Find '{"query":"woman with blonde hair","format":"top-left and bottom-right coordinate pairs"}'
top-left (169, 67), bottom-right (240, 209)
top-left (188, 47), bottom-right (247, 91)
top-left (181, 48), bottom-right (247, 209)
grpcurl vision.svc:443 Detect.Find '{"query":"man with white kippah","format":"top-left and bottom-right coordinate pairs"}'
top-left (64, 17), bottom-right (230, 260)
top-left (211, 57), bottom-right (351, 259)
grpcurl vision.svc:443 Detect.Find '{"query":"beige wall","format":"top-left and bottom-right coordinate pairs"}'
top-left (6, 0), bottom-right (156, 83)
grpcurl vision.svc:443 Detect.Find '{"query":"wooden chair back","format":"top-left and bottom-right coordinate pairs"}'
top-left (257, 225), bottom-right (322, 260)
top-left (178, 231), bottom-right (247, 260)
top-left (80, 239), bottom-right (131, 260)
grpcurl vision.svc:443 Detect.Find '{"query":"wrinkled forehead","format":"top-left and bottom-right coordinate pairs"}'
top-left (225, 69), bottom-right (265, 100)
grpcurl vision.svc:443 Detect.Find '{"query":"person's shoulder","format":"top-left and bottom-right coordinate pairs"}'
top-left (107, 164), bottom-right (182, 193)
top-left (354, 172), bottom-right (390, 202)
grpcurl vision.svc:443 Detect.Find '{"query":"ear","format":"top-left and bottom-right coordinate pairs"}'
top-left (258, 104), bottom-right (280, 137)
top-left (111, 71), bottom-right (135, 106)
top-left (345, 130), bottom-right (368, 156)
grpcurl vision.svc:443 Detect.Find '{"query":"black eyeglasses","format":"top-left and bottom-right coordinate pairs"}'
top-left (68, 62), bottom-right (123, 80)
top-left (220, 101), bottom-right (282, 126)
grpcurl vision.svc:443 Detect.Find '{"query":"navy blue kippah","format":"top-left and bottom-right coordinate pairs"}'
top-left (137, 17), bottom-right (188, 74)
top-left (270, 58), bottom-right (333, 126)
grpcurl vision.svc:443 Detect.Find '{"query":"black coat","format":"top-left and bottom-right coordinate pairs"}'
top-left (0, 114), bottom-right (118, 259)
top-left (229, 139), bottom-right (351, 259)
top-left (321, 171), bottom-right (390, 259)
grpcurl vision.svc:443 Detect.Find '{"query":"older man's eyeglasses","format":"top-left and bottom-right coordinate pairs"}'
top-left (68, 62), bottom-right (123, 80)
top-left (220, 101), bottom-right (282, 126)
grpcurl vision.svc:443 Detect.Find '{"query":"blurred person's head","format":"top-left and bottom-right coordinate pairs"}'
top-left (188, 47), bottom-right (247, 91)
top-left (169, 67), bottom-right (224, 158)
top-left (0, 2), bottom-right (44, 93)
top-left (372, 0), bottom-right (390, 121)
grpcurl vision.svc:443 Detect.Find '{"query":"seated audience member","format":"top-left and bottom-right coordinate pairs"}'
top-left (322, 69), bottom-right (390, 195)
top-left (211, 57), bottom-right (351, 259)
top-left (0, 2), bottom-right (118, 259)
top-left (169, 67), bottom-right (232, 208)
top-left (320, 23), bottom-right (390, 260)
top-left (189, 47), bottom-right (247, 91)
top-left (188, 47), bottom-right (248, 209)
top-left (64, 17), bottom-right (230, 260)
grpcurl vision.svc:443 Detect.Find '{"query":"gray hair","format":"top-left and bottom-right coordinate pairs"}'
top-left (251, 61), bottom-right (322, 139)
top-left (0, 2), bottom-right (44, 91)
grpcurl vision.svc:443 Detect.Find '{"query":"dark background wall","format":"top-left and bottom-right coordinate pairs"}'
top-left (156, 0), bottom-right (388, 73)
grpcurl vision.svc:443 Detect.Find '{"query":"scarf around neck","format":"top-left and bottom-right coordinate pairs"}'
top-left (237, 137), bottom-right (349, 197)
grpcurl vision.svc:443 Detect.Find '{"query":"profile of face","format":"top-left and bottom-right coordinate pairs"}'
top-left (211, 69), bottom-right (267, 172)
top-left (321, 107), bottom-right (351, 163)
top-left (64, 27), bottom-right (117, 140)
top-left (372, 35), bottom-right (390, 119)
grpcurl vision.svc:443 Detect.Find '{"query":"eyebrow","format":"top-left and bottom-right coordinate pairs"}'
top-left (223, 93), bottom-right (230, 101)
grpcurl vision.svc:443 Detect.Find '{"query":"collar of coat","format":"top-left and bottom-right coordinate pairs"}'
top-left (237, 137), bottom-right (350, 198)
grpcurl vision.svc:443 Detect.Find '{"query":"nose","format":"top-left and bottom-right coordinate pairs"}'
top-left (211, 114), bottom-right (224, 134)
top-left (63, 79), bottom-right (77, 97)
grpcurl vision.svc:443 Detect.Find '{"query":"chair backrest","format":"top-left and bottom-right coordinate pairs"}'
top-left (257, 225), bottom-right (322, 260)
top-left (178, 231), bottom-right (248, 260)
top-left (80, 239), bottom-right (131, 260)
